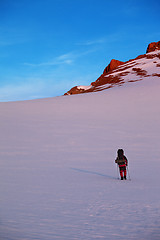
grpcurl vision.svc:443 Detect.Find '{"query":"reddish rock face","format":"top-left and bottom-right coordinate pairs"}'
top-left (146, 41), bottom-right (160, 53)
top-left (104, 59), bottom-right (124, 73)
top-left (64, 41), bottom-right (160, 96)
top-left (90, 59), bottom-right (124, 88)
top-left (64, 59), bottom-right (125, 95)
top-left (64, 86), bottom-right (86, 95)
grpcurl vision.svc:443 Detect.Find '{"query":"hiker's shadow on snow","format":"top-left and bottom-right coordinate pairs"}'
top-left (71, 168), bottom-right (117, 180)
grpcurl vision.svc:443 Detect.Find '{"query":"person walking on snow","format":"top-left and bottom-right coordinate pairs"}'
top-left (115, 149), bottom-right (128, 180)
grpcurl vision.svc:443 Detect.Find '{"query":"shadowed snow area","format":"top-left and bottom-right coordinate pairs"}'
top-left (0, 77), bottom-right (160, 239)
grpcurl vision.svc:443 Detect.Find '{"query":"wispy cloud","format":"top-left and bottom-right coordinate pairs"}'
top-left (76, 37), bottom-right (107, 46)
top-left (76, 32), bottom-right (128, 47)
top-left (24, 52), bottom-right (75, 67)
top-left (24, 49), bottom-right (95, 67)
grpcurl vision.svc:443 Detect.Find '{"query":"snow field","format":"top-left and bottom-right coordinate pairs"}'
top-left (0, 77), bottom-right (160, 239)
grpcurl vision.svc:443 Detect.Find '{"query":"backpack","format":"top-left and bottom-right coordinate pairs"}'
top-left (115, 149), bottom-right (126, 165)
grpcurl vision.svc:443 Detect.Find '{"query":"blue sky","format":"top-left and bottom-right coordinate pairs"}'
top-left (0, 0), bottom-right (160, 101)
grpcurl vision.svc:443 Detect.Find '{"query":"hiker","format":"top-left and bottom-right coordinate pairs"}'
top-left (115, 149), bottom-right (128, 180)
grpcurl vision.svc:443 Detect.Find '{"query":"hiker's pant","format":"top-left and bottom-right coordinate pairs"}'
top-left (119, 166), bottom-right (126, 178)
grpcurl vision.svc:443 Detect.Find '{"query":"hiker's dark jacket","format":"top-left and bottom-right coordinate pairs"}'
top-left (115, 156), bottom-right (128, 167)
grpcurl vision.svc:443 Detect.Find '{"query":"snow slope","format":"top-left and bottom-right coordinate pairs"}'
top-left (0, 77), bottom-right (160, 240)
top-left (65, 50), bottom-right (160, 95)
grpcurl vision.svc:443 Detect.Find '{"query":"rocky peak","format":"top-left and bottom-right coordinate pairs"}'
top-left (146, 41), bottom-right (160, 53)
top-left (103, 59), bottom-right (124, 73)
top-left (64, 41), bottom-right (160, 96)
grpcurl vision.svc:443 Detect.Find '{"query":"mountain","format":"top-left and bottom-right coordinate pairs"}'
top-left (0, 41), bottom-right (160, 240)
top-left (64, 41), bottom-right (160, 95)
top-left (1, 71), bottom-right (160, 239)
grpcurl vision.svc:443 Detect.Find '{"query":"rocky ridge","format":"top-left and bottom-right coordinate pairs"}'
top-left (146, 41), bottom-right (160, 53)
top-left (64, 41), bottom-right (160, 95)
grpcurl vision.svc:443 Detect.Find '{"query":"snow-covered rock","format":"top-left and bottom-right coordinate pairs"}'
top-left (65, 41), bottom-right (160, 95)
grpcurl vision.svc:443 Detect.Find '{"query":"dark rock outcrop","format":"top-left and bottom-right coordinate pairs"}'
top-left (64, 86), bottom-right (86, 95)
top-left (64, 41), bottom-right (160, 95)
top-left (103, 59), bottom-right (124, 73)
top-left (65, 59), bottom-right (124, 95)
top-left (91, 59), bottom-right (124, 87)
top-left (146, 41), bottom-right (160, 53)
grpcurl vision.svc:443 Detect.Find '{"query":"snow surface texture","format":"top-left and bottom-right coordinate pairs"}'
top-left (0, 77), bottom-right (160, 240)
